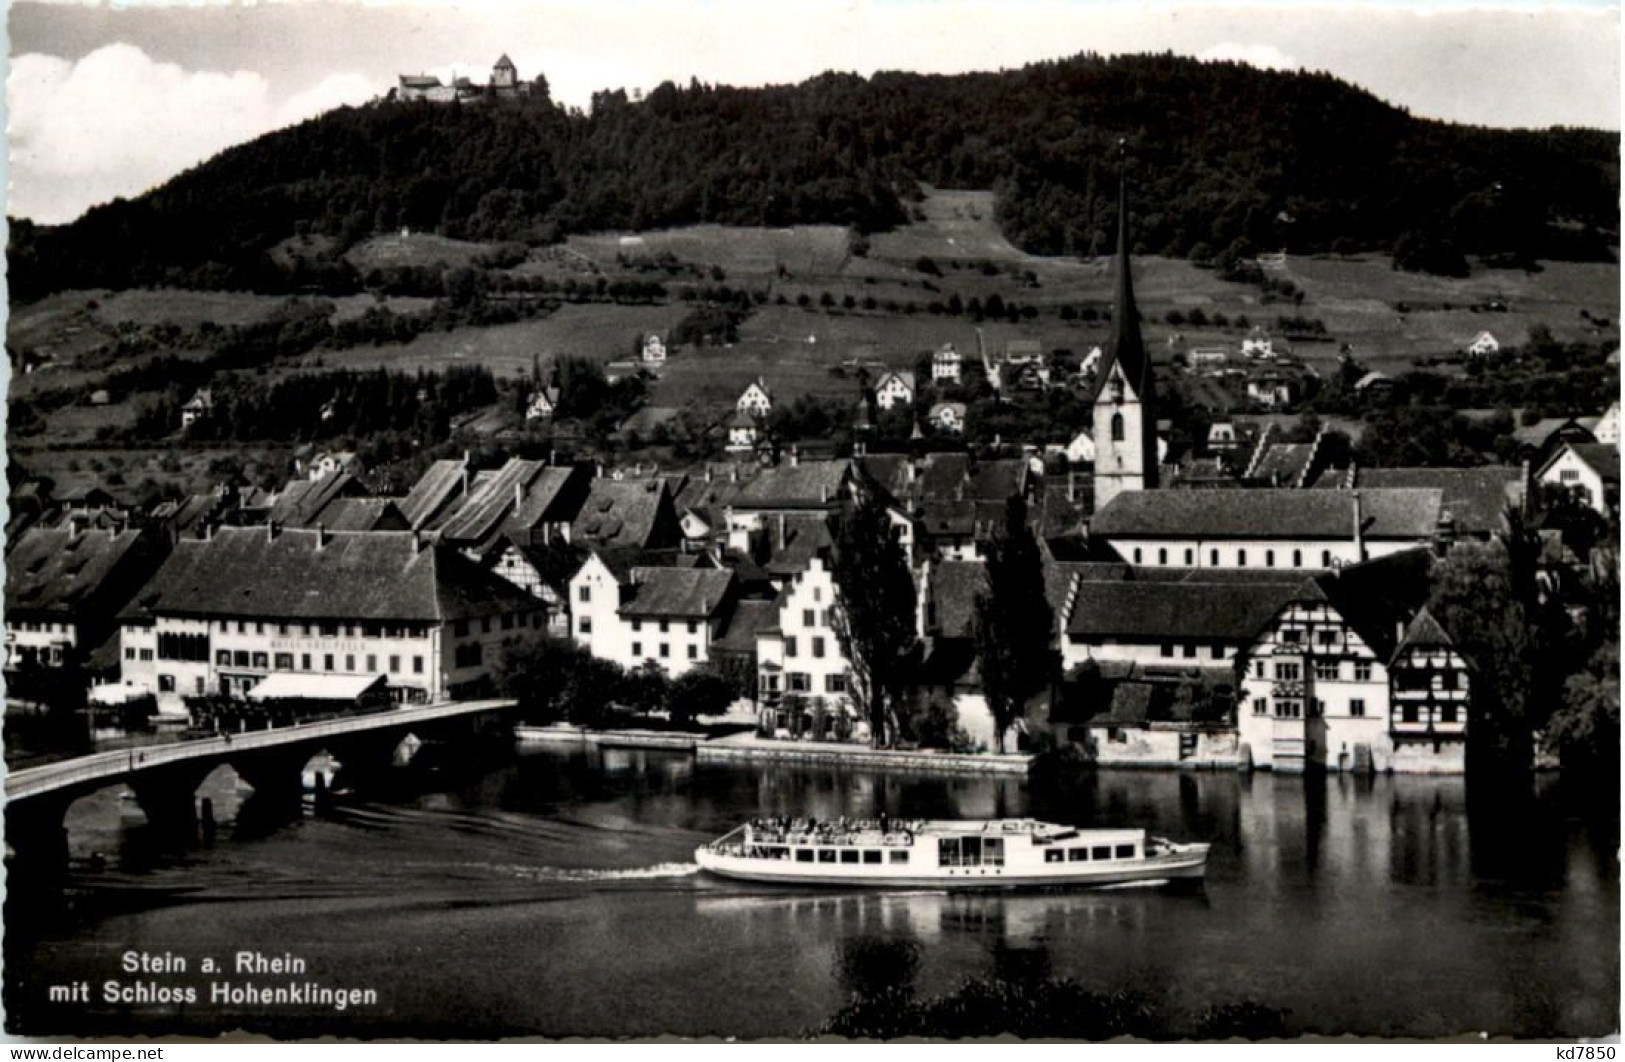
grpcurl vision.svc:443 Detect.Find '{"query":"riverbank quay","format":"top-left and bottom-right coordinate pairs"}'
top-left (696, 731), bottom-right (1034, 774)
top-left (515, 724), bottom-right (706, 751)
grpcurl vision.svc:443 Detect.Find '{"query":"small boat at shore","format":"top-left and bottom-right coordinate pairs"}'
top-left (695, 818), bottom-right (1209, 889)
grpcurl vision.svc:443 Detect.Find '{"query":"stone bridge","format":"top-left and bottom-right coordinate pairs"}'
top-left (5, 698), bottom-right (518, 868)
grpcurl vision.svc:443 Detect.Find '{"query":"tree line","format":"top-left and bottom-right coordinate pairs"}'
top-left (10, 53), bottom-right (1616, 300)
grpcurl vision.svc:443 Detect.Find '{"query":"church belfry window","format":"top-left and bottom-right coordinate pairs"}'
top-left (1110, 413), bottom-right (1125, 442)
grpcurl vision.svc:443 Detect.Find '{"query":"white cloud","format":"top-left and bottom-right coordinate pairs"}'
top-left (7, 43), bottom-right (376, 224)
top-left (1197, 43), bottom-right (1302, 71)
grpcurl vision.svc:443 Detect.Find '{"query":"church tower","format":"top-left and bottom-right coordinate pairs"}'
top-left (1091, 170), bottom-right (1158, 511)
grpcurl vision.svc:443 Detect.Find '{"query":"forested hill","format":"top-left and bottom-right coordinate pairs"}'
top-left (9, 52), bottom-right (1618, 300)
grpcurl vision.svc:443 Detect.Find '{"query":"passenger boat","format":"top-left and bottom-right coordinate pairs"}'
top-left (694, 818), bottom-right (1209, 889)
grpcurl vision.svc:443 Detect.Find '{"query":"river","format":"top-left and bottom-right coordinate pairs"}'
top-left (4, 746), bottom-right (1618, 1039)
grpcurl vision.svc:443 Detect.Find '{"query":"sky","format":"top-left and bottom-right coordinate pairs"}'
top-left (5, 0), bottom-right (1621, 225)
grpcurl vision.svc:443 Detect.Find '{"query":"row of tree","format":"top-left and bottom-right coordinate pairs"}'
top-left (11, 53), bottom-right (1615, 300)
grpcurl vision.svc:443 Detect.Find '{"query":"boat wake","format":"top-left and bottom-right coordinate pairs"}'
top-left (463, 860), bottom-right (703, 884)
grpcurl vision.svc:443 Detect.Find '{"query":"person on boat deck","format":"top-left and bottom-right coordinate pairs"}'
top-left (879, 812), bottom-right (889, 834)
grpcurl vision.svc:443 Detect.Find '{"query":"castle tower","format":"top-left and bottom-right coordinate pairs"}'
top-left (492, 54), bottom-right (518, 92)
top-left (1090, 168), bottom-right (1158, 511)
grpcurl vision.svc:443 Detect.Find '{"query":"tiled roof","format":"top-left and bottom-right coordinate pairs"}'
top-left (123, 527), bottom-right (536, 623)
top-left (920, 499), bottom-right (975, 538)
top-left (1305, 548), bottom-right (1438, 660)
top-left (317, 498), bottom-right (410, 532)
top-left (1066, 579), bottom-right (1303, 641)
top-left (7, 528), bottom-right (153, 618)
top-left (267, 472), bottom-right (367, 528)
top-left (732, 460), bottom-right (850, 510)
top-left (1090, 488), bottom-right (1443, 541)
top-left (711, 599), bottom-right (780, 654)
top-left (1250, 443), bottom-right (1314, 486)
top-left (398, 459), bottom-right (468, 529)
top-left (1565, 443), bottom-right (1621, 484)
top-left (1395, 606), bottom-right (1453, 653)
top-left (1513, 417), bottom-right (1591, 450)
top-left (621, 567), bottom-right (734, 618)
top-left (572, 478), bottom-right (674, 550)
top-left (967, 459), bottom-right (1027, 502)
top-left (437, 459), bottom-right (546, 545)
top-left (762, 515), bottom-right (834, 577)
top-left (1354, 467), bottom-right (1525, 535)
top-left (917, 453), bottom-right (971, 501)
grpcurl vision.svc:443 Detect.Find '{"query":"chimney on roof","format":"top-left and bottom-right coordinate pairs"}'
top-left (705, 466), bottom-right (713, 483)
top-left (1068, 472), bottom-right (1077, 503)
top-left (514, 480), bottom-right (524, 517)
top-left (1435, 508), bottom-right (1456, 557)
top-left (267, 521), bottom-right (279, 543)
top-left (67, 514), bottom-right (84, 539)
top-left (317, 522), bottom-right (329, 549)
top-left (820, 484), bottom-right (829, 504)
top-left (1351, 490), bottom-right (1365, 563)
top-left (413, 529), bottom-right (427, 554)
top-left (729, 465), bottom-right (739, 484)
top-left (789, 445), bottom-right (800, 468)
top-left (776, 513), bottom-right (787, 552)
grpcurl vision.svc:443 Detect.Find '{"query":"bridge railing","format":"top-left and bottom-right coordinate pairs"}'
top-left (4, 699), bottom-right (516, 802)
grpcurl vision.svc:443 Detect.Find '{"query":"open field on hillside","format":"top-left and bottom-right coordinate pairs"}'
top-left (345, 231), bottom-right (498, 271)
top-left (307, 302), bottom-right (691, 376)
top-left (567, 224), bottom-right (853, 280)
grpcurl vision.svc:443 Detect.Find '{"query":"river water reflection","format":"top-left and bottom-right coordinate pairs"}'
top-left (5, 747), bottom-right (1617, 1039)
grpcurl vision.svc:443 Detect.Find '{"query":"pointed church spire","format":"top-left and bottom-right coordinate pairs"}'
top-left (1097, 150), bottom-right (1152, 402)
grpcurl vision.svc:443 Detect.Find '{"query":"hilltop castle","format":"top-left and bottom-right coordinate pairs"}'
top-left (394, 54), bottom-right (544, 103)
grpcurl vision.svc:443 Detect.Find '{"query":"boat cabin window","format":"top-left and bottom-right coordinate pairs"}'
top-left (1091, 846), bottom-right (1112, 860)
top-left (817, 849), bottom-right (837, 863)
top-left (862, 850), bottom-right (882, 864)
top-left (762, 846), bottom-right (789, 860)
top-left (840, 850), bottom-right (860, 864)
top-left (888, 850), bottom-right (909, 864)
top-left (795, 849), bottom-right (814, 863)
top-left (1068, 847), bottom-right (1088, 862)
top-left (939, 836), bottom-right (1005, 867)
top-left (1115, 844), bottom-right (1136, 859)
top-left (1045, 850), bottom-right (1064, 864)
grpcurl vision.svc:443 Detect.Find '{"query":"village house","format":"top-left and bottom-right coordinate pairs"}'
top-left (118, 527), bottom-right (544, 712)
top-left (1066, 428), bottom-right (1095, 465)
top-left (1059, 570), bottom-right (1302, 673)
top-left (1537, 441), bottom-right (1620, 517)
top-left (873, 369), bottom-right (916, 410)
top-left (908, 560), bottom-right (1009, 752)
top-left (1088, 488), bottom-right (1446, 571)
top-left (641, 334), bottom-right (668, 364)
top-left (754, 556), bottom-right (860, 739)
top-left (6, 525), bottom-right (165, 678)
top-left (1341, 466), bottom-right (1528, 539)
top-left (486, 539), bottom-right (586, 639)
top-left (1188, 348), bottom-right (1228, 373)
top-left (1207, 420), bottom-right (1240, 453)
top-left (737, 378), bottom-right (773, 417)
top-left (1237, 549), bottom-right (1468, 774)
top-left (571, 476), bottom-right (683, 553)
top-left (1593, 401), bottom-right (1619, 445)
top-left (306, 451), bottom-right (363, 482)
top-left (1241, 330), bottom-right (1275, 359)
top-left (727, 409), bottom-right (760, 451)
top-left (568, 551), bottom-right (736, 677)
top-left (180, 388), bottom-right (214, 429)
top-left (1246, 371), bottom-right (1297, 409)
top-left (526, 386), bottom-right (560, 420)
top-left (928, 401), bottom-right (967, 436)
top-left (932, 343), bottom-right (962, 385)
top-left (1465, 331), bottom-right (1500, 357)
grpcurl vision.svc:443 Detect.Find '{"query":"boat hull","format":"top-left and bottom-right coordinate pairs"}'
top-left (694, 845), bottom-right (1208, 890)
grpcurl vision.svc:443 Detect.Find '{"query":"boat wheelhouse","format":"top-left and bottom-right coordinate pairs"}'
top-left (694, 818), bottom-right (1208, 889)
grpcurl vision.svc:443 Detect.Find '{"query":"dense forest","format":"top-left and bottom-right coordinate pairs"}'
top-left (8, 52), bottom-right (1618, 300)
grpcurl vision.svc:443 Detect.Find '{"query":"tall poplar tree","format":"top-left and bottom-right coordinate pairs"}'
top-left (830, 491), bottom-right (919, 748)
top-left (973, 497), bottom-right (1058, 753)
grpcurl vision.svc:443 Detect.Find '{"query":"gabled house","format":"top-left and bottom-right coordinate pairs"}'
top-left (641, 334), bottom-right (668, 363)
top-left (6, 526), bottom-right (165, 679)
top-left (181, 389), bottom-right (214, 429)
top-left (571, 477), bottom-right (683, 553)
top-left (737, 378), bottom-right (773, 417)
top-left (526, 386), bottom-right (560, 421)
top-left (932, 344), bottom-right (962, 385)
top-left (307, 451), bottom-right (363, 482)
top-left (928, 401), bottom-right (967, 436)
top-left (1538, 441), bottom-right (1620, 517)
top-left (1465, 331), bottom-right (1500, 357)
top-left (873, 370), bottom-right (916, 410)
top-left (568, 551), bottom-right (736, 677)
top-left (727, 409), bottom-right (760, 451)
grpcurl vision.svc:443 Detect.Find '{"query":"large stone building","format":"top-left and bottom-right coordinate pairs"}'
top-left (6, 525), bottom-right (165, 677)
top-left (568, 551), bottom-right (736, 677)
top-left (118, 527), bottom-right (543, 712)
top-left (1089, 488), bottom-right (1445, 571)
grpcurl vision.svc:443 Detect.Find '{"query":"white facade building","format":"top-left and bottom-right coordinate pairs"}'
top-left (737, 379), bottom-right (773, 416)
top-left (932, 344), bottom-right (962, 385)
top-left (755, 557), bottom-right (855, 715)
top-left (873, 371), bottom-right (916, 410)
top-left (569, 553), bottom-right (735, 677)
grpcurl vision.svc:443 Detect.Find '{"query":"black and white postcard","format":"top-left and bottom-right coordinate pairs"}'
top-left (3, 0), bottom-right (1618, 1042)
